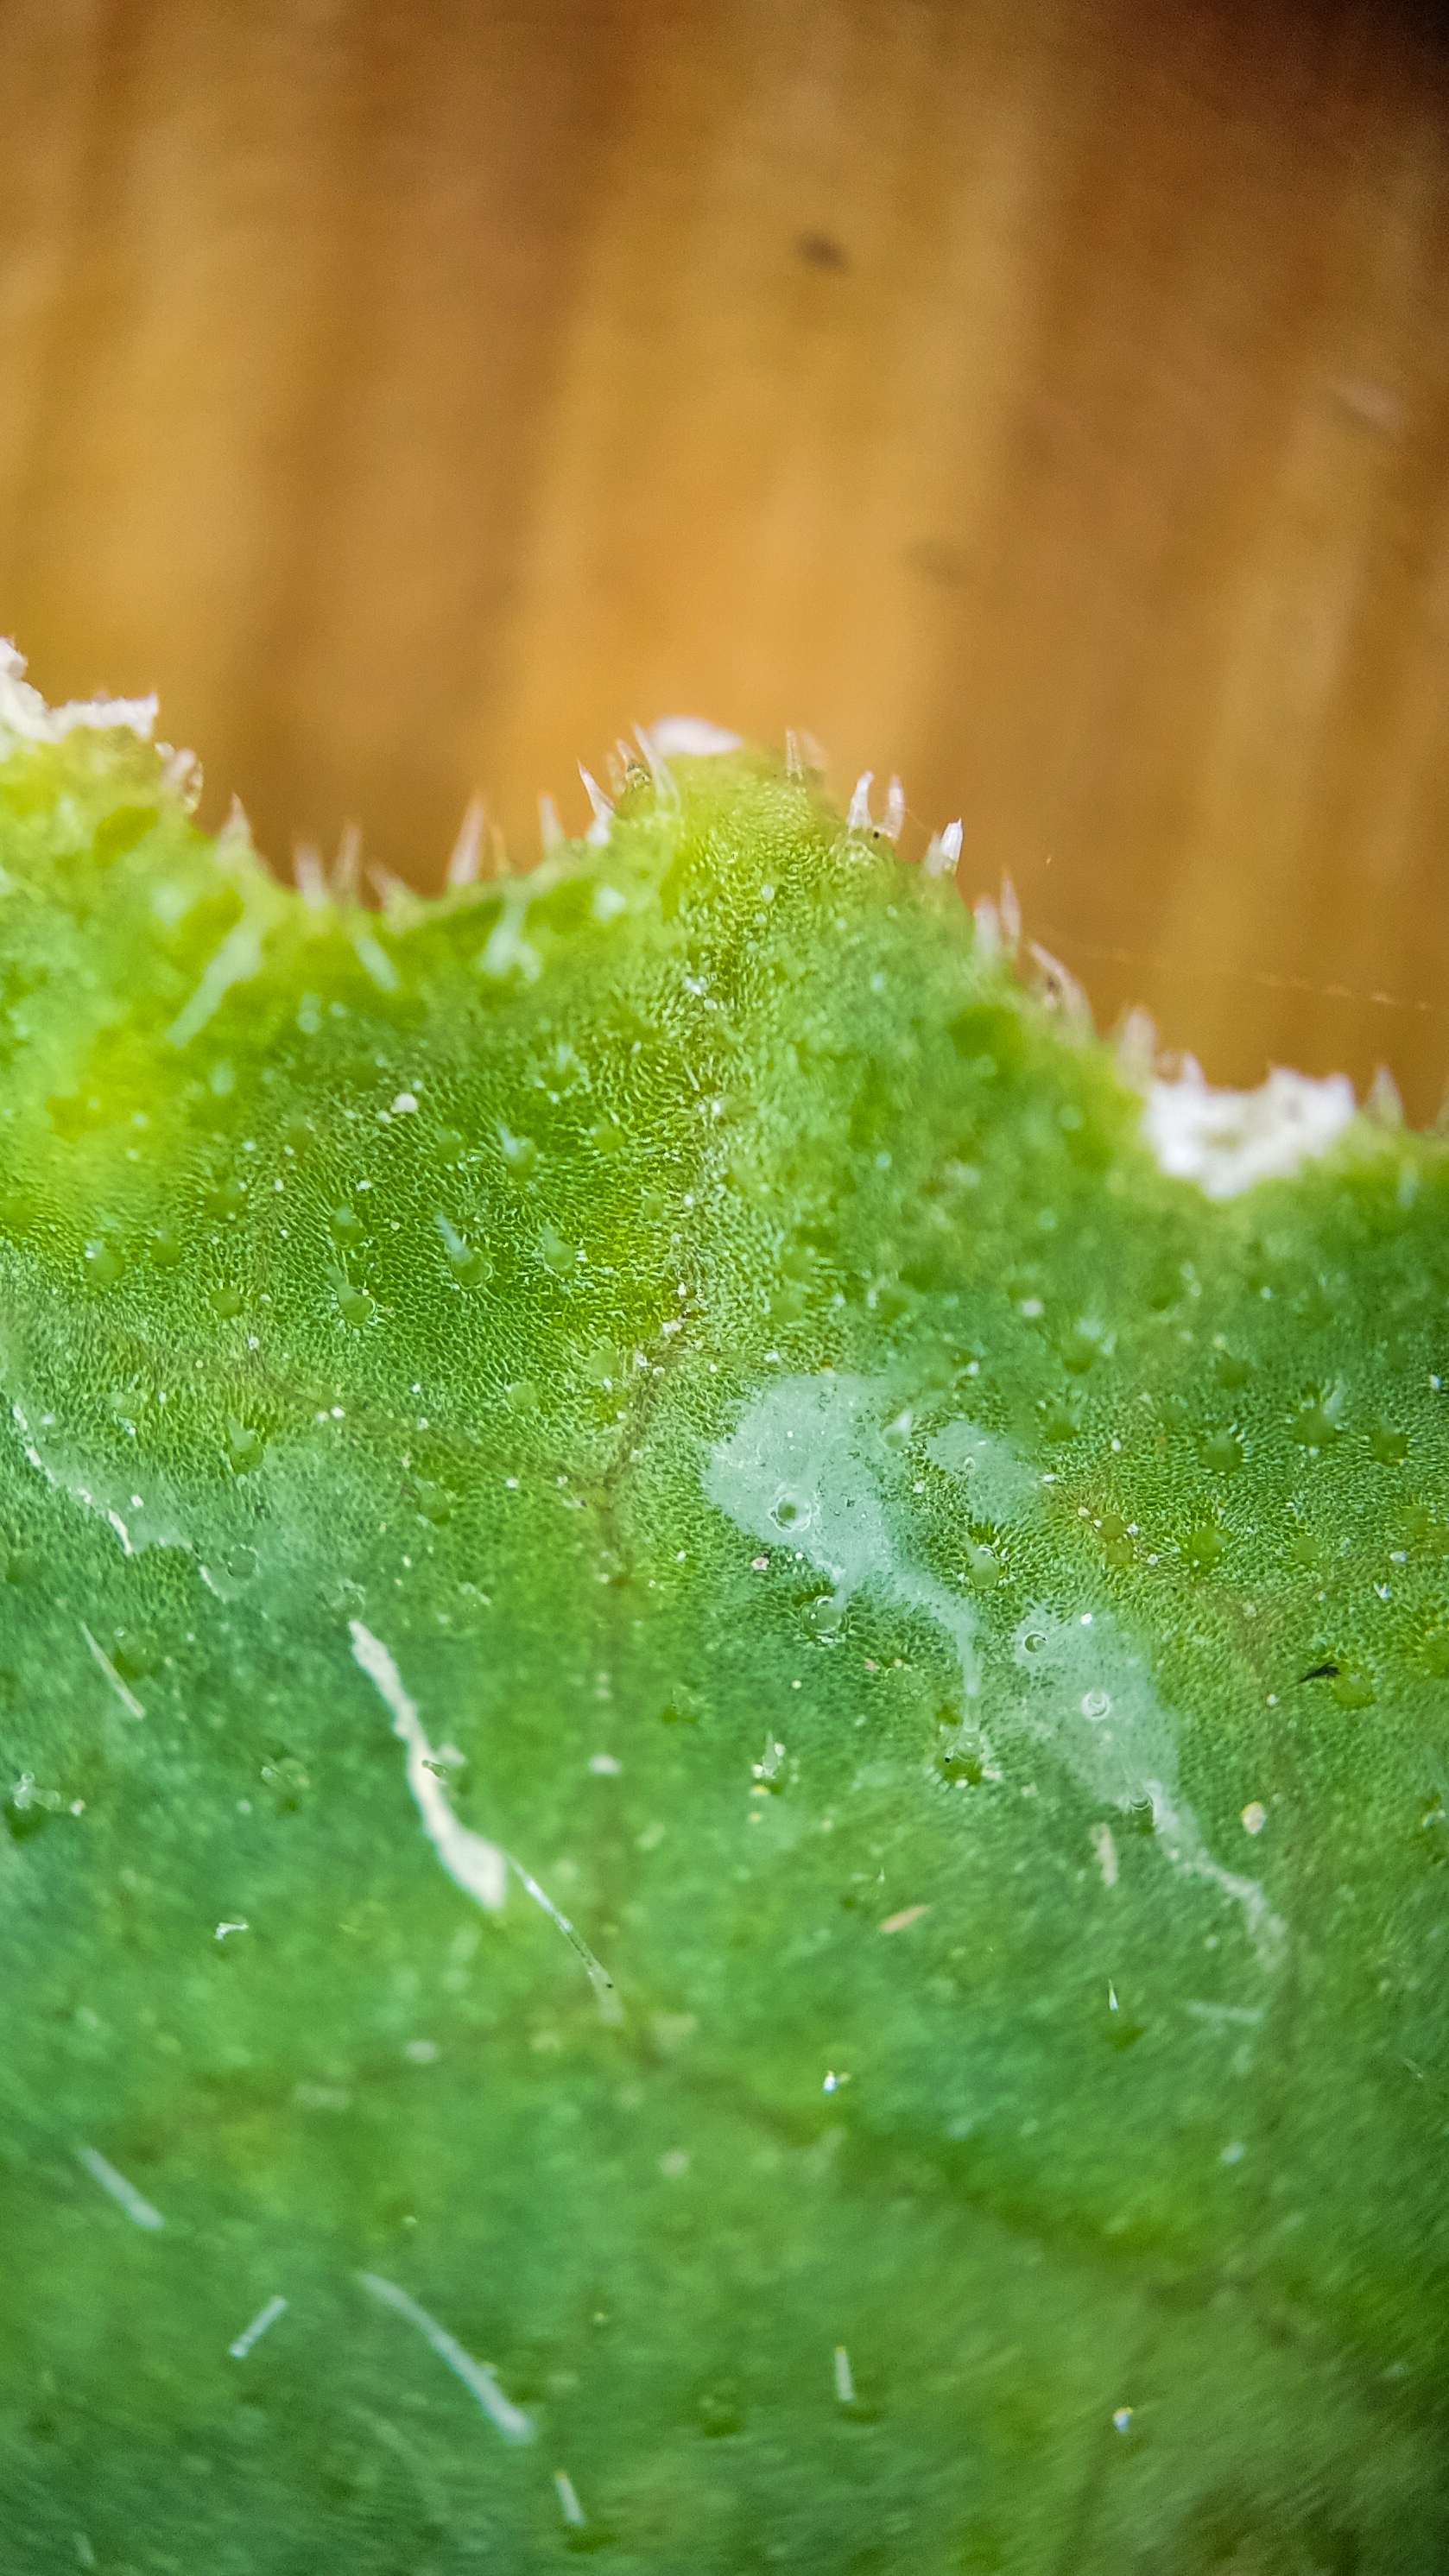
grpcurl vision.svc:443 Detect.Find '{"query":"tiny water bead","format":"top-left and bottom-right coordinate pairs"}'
top-left (1180, 1520), bottom-right (1227, 1574)
top-left (1290, 1388), bottom-right (1346, 1447)
top-left (224, 1419), bottom-right (266, 1475)
top-left (82, 1237), bottom-right (124, 1288)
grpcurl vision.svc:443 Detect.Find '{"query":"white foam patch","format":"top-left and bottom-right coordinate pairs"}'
top-left (1011, 1609), bottom-right (1284, 1962)
top-left (0, 638), bottom-right (156, 752)
top-left (926, 1419), bottom-right (1040, 1523)
top-left (1143, 1062), bottom-right (1355, 1199)
top-left (644, 716), bottom-right (743, 757)
top-left (10, 1400), bottom-right (191, 1558)
top-left (706, 1372), bottom-right (980, 1701)
top-left (707, 1377), bottom-right (1283, 1965)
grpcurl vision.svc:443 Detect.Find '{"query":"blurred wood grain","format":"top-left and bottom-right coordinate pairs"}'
top-left (1, 0), bottom-right (1446, 1109)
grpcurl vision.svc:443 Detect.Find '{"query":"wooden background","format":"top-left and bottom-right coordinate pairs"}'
top-left (1, 0), bottom-right (1447, 1111)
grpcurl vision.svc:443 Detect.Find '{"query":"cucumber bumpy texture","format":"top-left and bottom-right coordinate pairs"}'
top-left (0, 686), bottom-right (1446, 2575)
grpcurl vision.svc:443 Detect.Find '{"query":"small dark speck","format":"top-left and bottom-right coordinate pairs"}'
top-left (797, 232), bottom-right (849, 272)
top-left (904, 536), bottom-right (973, 589)
top-left (1300, 1661), bottom-right (1339, 1681)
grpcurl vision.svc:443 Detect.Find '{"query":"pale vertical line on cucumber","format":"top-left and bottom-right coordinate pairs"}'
top-left (357, 2273), bottom-right (534, 2444)
top-left (349, 1620), bottom-right (507, 1913)
top-left (229, 2294), bottom-right (288, 2360)
top-left (349, 1619), bottom-right (618, 2012)
top-left (78, 2146), bottom-right (164, 2231)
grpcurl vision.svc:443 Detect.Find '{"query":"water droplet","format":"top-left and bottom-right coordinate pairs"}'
top-left (1331, 1666), bottom-right (1375, 1711)
top-left (497, 1124), bottom-right (537, 1179)
top-left (1290, 1389), bottom-right (1345, 1447)
top-left (83, 1239), bottom-right (123, 1288)
top-left (1060, 1326), bottom-right (1101, 1376)
top-left (225, 1418), bottom-right (265, 1474)
top-left (659, 1686), bottom-right (702, 1727)
top-left (4, 1775), bottom-right (53, 1841)
top-left (1181, 1520), bottom-right (1226, 1574)
top-left (1081, 1689), bottom-right (1111, 1720)
top-left (1213, 1348), bottom-right (1252, 1390)
top-left (538, 1225), bottom-right (578, 1278)
top-left (806, 1589), bottom-right (846, 1639)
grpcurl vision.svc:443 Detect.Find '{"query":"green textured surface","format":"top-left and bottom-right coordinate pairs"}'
top-left (1, 720), bottom-right (1446, 2573)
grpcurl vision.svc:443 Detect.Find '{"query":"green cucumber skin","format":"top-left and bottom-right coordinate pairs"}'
top-left (1, 725), bottom-right (1446, 2573)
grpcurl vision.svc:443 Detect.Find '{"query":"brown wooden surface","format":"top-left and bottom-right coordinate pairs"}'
top-left (1, 0), bottom-right (1446, 1110)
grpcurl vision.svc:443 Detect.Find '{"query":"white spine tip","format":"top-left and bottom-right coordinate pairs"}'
top-left (1115, 1004), bottom-right (1159, 1091)
top-left (218, 794), bottom-right (253, 857)
top-left (847, 770), bottom-right (875, 832)
top-left (882, 775), bottom-right (906, 842)
top-left (924, 819), bottom-right (963, 878)
top-left (579, 765), bottom-right (614, 845)
top-left (632, 723), bottom-right (675, 792)
top-left (538, 792), bottom-right (564, 853)
top-left (1028, 941), bottom-right (1094, 1040)
top-left (1365, 1063), bottom-right (1404, 1128)
top-left (293, 842), bottom-right (329, 911)
top-left (331, 822), bottom-right (363, 906)
top-left (446, 795), bottom-right (487, 889)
